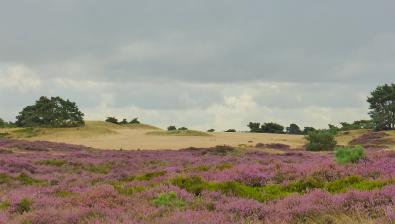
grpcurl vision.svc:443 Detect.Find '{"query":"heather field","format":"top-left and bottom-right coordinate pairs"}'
top-left (1, 137), bottom-right (395, 224)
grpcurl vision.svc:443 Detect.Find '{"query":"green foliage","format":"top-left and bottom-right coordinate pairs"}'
top-left (86, 163), bottom-right (112, 174)
top-left (0, 201), bottom-right (10, 210)
top-left (153, 192), bottom-right (186, 207)
top-left (17, 173), bottom-right (47, 185)
top-left (38, 159), bottom-right (67, 167)
top-left (178, 127), bottom-right (188, 131)
top-left (15, 198), bottom-right (32, 214)
top-left (286, 123), bottom-right (303, 135)
top-left (0, 118), bottom-right (16, 128)
top-left (167, 126), bottom-right (177, 131)
top-left (247, 122), bottom-right (261, 133)
top-left (302, 127), bottom-right (316, 135)
top-left (327, 124), bottom-right (340, 135)
top-left (367, 83), bottom-right (395, 130)
top-left (207, 129), bottom-right (215, 132)
top-left (248, 122), bottom-right (284, 133)
top-left (105, 117), bottom-right (119, 124)
top-left (215, 163), bottom-right (232, 171)
top-left (129, 118), bottom-right (140, 124)
top-left (340, 120), bottom-right (374, 131)
top-left (135, 171), bottom-right (166, 181)
top-left (171, 175), bottom-right (393, 203)
top-left (335, 145), bottom-right (366, 164)
top-left (119, 119), bottom-right (128, 125)
top-left (194, 165), bottom-right (210, 171)
top-left (225, 129), bottom-right (236, 132)
top-left (305, 131), bottom-right (337, 151)
top-left (112, 183), bottom-right (145, 196)
top-left (0, 173), bottom-right (12, 184)
top-left (16, 96), bottom-right (84, 128)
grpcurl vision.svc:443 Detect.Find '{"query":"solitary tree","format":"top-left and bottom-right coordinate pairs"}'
top-left (303, 127), bottom-right (316, 135)
top-left (167, 126), bottom-right (177, 131)
top-left (119, 119), bottom-right (128, 125)
top-left (367, 84), bottom-right (395, 130)
top-left (286, 123), bottom-right (302, 135)
top-left (16, 96), bottom-right (84, 127)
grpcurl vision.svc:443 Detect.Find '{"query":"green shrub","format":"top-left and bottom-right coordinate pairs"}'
top-left (16, 173), bottom-right (47, 185)
top-left (305, 131), bottom-right (337, 151)
top-left (0, 201), bottom-right (10, 210)
top-left (171, 176), bottom-right (206, 196)
top-left (85, 163), bottom-right (112, 174)
top-left (167, 126), bottom-right (177, 131)
top-left (135, 171), bottom-right (166, 181)
top-left (15, 198), bottom-right (32, 214)
top-left (153, 192), bottom-right (186, 207)
top-left (38, 159), bottom-right (67, 167)
top-left (335, 145), bottom-right (366, 164)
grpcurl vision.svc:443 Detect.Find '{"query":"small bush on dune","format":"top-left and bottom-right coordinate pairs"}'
top-left (167, 126), bottom-right (177, 131)
top-left (225, 129), bottom-right (236, 132)
top-left (305, 131), bottom-right (337, 151)
top-left (335, 145), bottom-right (366, 164)
top-left (207, 129), bottom-right (215, 132)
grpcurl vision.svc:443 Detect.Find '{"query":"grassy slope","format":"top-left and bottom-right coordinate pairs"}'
top-left (1, 121), bottom-right (160, 139)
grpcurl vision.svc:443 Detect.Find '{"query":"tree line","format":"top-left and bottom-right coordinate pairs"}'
top-left (0, 83), bottom-right (394, 131)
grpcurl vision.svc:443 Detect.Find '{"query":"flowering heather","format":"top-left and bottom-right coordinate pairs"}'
top-left (0, 139), bottom-right (395, 223)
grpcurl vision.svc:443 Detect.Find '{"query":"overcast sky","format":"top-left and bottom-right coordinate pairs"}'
top-left (1, 0), bottom-right (394, 130)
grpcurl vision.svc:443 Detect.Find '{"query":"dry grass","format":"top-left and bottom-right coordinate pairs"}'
top-left (2, 122), bottom-right (381, 151)
top-left (303, 212), bottom-right (376, 224)
top-left (335, 129), bottom-right (369, 146)
top-left (1, 121), bottom-right (307, 150)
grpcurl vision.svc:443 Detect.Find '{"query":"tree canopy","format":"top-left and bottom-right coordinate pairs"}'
top-left (15, 96), bottom-right (84, 128)
top-left (367, 83), bottom-right (395, 130)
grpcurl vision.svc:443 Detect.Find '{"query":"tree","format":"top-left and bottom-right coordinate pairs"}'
top-left (167, 126), bottom-right (177, 131)
top-left (119, 119), bottom-right (128, 125)
top-left (129, 118), bottom-right (140, 124)
top-left (261, 122), bottom-right (284, 134)
top-left (247, 122), bottom-right (261, 133)
top-left (303, 127), bottom-right (316, 135)
top-left (225, 129), bottom-right (236, 132)
top-left (305, 131), bottom-right (337, 151)
top-left (286, 123), bottom-right (302, 135)
top-left (207, 129), bottom-right (215, 132)
top-left (105, 117), bottom-right (119, 124)
top-left (367, 83), bottom-right (395, 130)
top-left (0, 118), bottom-right (4, 128)
top-left (178, 127), bottom-right (188, 131)
top-left (16, 96), bottom-right (84, 127)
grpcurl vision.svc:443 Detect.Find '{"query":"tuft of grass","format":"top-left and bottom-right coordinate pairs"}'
top-left (215, 163), bottom-right (232, 171)
top-left (335, 145), bottom-right (365, 164)
top-left (0, 201), bottom-right (10, 210)
top-left (112, 183), bottom-right (145, 196)
top-left (146, 130), bottom-right (211, 137)
top-left (153, 192), bottom-right (186, 207)
top-left (16, 173), bottom-right (47, 185)
top-left (15, 198), bottom-right (32, 214)
top-left (10, 127), bottom-right (40, 138)
top-left (135, 171), bottom-right (167, 181)
top-left (85, 163), bottom-right (112, 174)
top-left (37, 159), bottom-right (67, 167)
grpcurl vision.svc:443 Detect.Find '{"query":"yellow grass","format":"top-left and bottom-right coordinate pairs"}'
top-left (0, 121), bottom-right (307, 150)
top-left (335, 129), bottom-right (369, 146)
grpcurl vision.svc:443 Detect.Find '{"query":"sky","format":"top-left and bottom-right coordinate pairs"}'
top-left (0, 0), bottom-right (394, 130)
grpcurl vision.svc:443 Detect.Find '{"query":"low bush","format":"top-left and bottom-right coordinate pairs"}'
top-left (225, 129), bottom-right (236, 132)
top-left (167, 126), bottom-right (177, 131)
top-left (153, 192), bottom-right (186, 207)
top-left (335, 145), bottom-right (366, 164)
top-left (15, 198), bottom-right (32, 214)
top-left (305, 131), bottom-right (337, 151)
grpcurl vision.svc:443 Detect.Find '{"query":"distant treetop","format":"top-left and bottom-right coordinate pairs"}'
top-left (15, 96), bottom-right (84, 128)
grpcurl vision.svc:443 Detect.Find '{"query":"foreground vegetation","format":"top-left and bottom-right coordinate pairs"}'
top-left (0, 138), bottom-right (394, 223)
